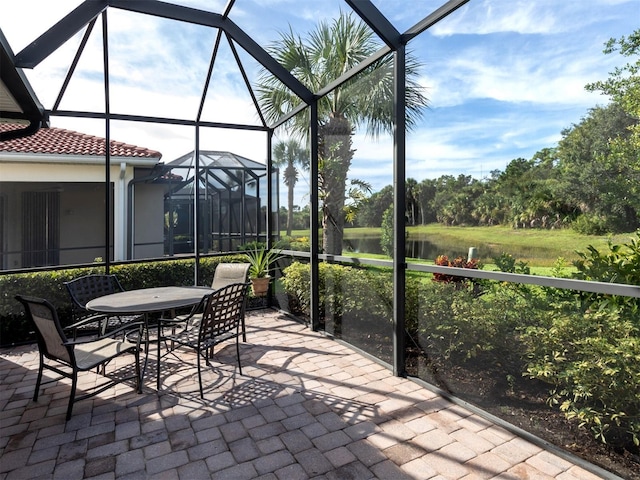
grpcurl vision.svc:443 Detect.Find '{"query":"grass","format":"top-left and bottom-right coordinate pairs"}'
top-left (287, 225), bottom-right (635, 270)
top-left (400, 224), bottom-right (630, 266)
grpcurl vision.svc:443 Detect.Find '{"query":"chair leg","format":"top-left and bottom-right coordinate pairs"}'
top-left (33, 353), bottom-right (44, 401)
top-left (206, 346), bottom-right (213, 364)
top-left (66, 370), bottom-right (78, 421)
top-left (134, 349), bottom-right (142, 394)
top-left (197, 351), bottom-right (203, 398)
top-left (236, 338), bottom-right (242, 376)
top-left (241, 317), bottom-right (247, 342)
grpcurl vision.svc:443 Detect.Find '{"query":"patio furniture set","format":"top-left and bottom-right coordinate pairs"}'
top-left (14, 263), bottom-right (251, 421)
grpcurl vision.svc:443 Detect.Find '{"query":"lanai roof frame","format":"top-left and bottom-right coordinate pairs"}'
top-left (2, 0), bottom-right (471, 375)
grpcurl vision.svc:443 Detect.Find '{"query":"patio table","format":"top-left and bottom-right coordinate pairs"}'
top-left (86, 286), bottom-right (213, 389)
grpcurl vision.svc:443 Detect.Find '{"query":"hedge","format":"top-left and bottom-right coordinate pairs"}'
top-left (0, 255), bottom-right (244, 346)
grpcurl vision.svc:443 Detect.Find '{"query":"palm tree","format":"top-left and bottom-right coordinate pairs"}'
top-left (273, 138), bottom-right (309, 236)
top-left (257, 12), bottom-right (427, 254)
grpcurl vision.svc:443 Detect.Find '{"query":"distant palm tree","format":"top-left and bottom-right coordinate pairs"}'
top-left (273, 139), bottom-right (309, 236)
top-left (257, 12), bottom-right (427, 254)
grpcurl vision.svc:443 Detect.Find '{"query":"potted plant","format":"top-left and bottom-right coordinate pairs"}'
top-left (245, 246), bottom-right (282, 296)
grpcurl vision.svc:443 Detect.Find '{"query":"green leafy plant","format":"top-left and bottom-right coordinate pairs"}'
top-left (493, 252), bottom-right (530, 275)
top-left (244, 247), bottom-right (283, 278)
top-left (522, 308), bottom-right (640, 448)
top-left (572, 231), bottom-right (640, 322)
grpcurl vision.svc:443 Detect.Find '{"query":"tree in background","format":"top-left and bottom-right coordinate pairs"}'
top-left (586, 29), bottom-right (640, 150)
top-left (257, 12), bottom-right (427, 254)
top-left (415, 178), bottom-right (438, 225)
top-left (273, 139), bottom-right (309, 236)
top-left (356, 185), bottom-right (393, 228)
top-left (556, 103), bottom-right (639, 233)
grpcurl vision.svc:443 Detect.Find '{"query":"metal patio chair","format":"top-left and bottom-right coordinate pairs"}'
top-left (64, 274), bottom-right (141, 338)
top-left (15, 295), bottom-right (142, 421)
top-left (171, 263), bottom-right (250, 340)
top-left (160, 282), bottom-right (249, 397)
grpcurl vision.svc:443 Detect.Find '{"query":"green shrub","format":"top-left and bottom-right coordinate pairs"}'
top-left (289, 240), bottom-right (310, 252)
top-left (523, 308), bottom-right (640, 448)
top-left (0, 255), bottom-right (244, 346)
top-left (520, 234), bottom-right (640, 449)
top-left (237, 241), bottom-right (266, 251)
top-left (571, 213), bottom-right (609, 235)
top-left (380, 205), bottom-right (394, 257)
top-left (493, 252), bottom-right (530, 275)
top-left (282, 261), bottom-right (360, 319)
top-left (281, 261), bottom-right (394, 341)
top-left (415, 280), bottom-right (539, 370)
top-left (572, 232), bottom-right (640, 321)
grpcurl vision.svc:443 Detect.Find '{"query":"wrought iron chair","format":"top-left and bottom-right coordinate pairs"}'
top-left (161, 282), bottom-right (249, 397)
top-left (64, 274), bottom-right (141, 338)
top-left (15, 295), bottom-right (142, 421)
top-left (211, 263), bottom-right (250, 290)
top-left (171, 263), bottom-right (250, 340)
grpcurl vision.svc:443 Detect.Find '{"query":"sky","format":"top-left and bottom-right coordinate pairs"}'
top-left (1, 0), bottom-right (638, 201)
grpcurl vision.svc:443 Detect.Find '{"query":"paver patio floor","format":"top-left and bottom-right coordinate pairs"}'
top-left (0, 309), bottom-right (612, 479)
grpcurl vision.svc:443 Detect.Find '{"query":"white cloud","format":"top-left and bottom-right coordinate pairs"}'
top-left (429, 0), bottom-right (635, 36)
top-left (2, 0), bottom-right (637, 196)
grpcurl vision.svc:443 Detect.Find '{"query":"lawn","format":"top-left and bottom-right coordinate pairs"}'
top-left (289, 225), bottom-right (634, 271)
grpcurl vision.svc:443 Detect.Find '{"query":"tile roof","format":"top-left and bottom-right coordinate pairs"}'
top-left (0, 123), bottom-right (162, 159)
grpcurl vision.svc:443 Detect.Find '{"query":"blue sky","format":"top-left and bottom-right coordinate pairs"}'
top-left (2, 0), bottom-right (638, 200)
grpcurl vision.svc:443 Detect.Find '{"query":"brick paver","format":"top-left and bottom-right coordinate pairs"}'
top-left (0, 310), bottom-right (617, 479)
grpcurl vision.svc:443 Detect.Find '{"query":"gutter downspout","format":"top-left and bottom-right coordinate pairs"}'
top-left (116, 161), bottom-right (127, 261)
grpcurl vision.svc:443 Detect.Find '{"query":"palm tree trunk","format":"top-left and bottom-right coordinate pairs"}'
top-left (319, 115), bottom-right (354, 255)
top-left (287, 175), bottom-right (294, 236)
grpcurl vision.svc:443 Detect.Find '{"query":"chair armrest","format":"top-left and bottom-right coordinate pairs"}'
top-left (63, 313), bottom-right (109, 331)
top-left (160, 294), bottom-right (209, 324)
top-left (63, 321), bottom-right (144, 345)
top-left (159, 316), bottom-right (188, 325)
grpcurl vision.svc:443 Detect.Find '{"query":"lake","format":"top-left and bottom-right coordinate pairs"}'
top-left (343, 235), bottom-right (558, 264)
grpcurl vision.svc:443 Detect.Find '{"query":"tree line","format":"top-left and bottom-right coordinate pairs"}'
top-left (357, 101), bottom-right (638, 234)
top-left (269, 25), bottom-right (639, 242)
top-left (358, 28), bottom-right (640, 235)
top-left (279, 98), bottom-right (639, 236)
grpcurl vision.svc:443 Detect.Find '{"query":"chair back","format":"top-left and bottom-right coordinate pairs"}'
top-left (64, 274), bottom-right (125, 320)
top-left (15, 295), bottom-right (72, 364)
top-left (200, 283), bottom-right (248, 343)
top-left (211, 263), bottom-right (250, 290)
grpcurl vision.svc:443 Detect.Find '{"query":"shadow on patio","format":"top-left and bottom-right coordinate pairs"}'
top-left (0, 309), bottom-right (610, 479)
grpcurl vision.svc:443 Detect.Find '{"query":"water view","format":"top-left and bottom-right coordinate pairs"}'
top-left (343, 234), bottom-right (560, 265)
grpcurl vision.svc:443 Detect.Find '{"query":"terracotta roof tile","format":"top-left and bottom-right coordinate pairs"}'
top-left (0, 123), bottom-right (162, 159)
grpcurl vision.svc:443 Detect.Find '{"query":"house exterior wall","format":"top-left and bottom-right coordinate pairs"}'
top-left (59, 184), bottom-right (108, 265)
top-left (132, 183), bottom-right (165, 259)
top-left (0, 156), bottom-right (162, 270)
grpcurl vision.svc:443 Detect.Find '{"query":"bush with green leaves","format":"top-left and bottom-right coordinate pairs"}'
top-left (414, 278), bottom-right (544, 374)
top-left (281, 260), bottom-right (395, 361)
top-left (281, 261), bottom-right (392, 323)
top-left (572, 231), bottom-right (640, 320)
top-left (380, 205), bottom-right (394, 257)
top-left (379, 205), bottom-right (409, 258)
top-left (522, 308), bottom-right (640, 448)
top-left (520, 233), bottom-right (640, 449)
top-left (282, 260), bottom-right (535, 373)
top-left (571, 213), bottom-right (610, 235)
top-left (0, 255), bottom-right (243, 346)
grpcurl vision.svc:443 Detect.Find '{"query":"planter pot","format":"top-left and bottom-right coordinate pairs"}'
top-left (251, 276), bottom-right (271, 297)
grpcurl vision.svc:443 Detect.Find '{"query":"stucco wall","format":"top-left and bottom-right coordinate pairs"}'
top-left (0, 157), bottom-right (161, 269)
top-left (59, 184), bottom-right (108, 265)
top-left (132, 183), bottom-right (165, 259)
